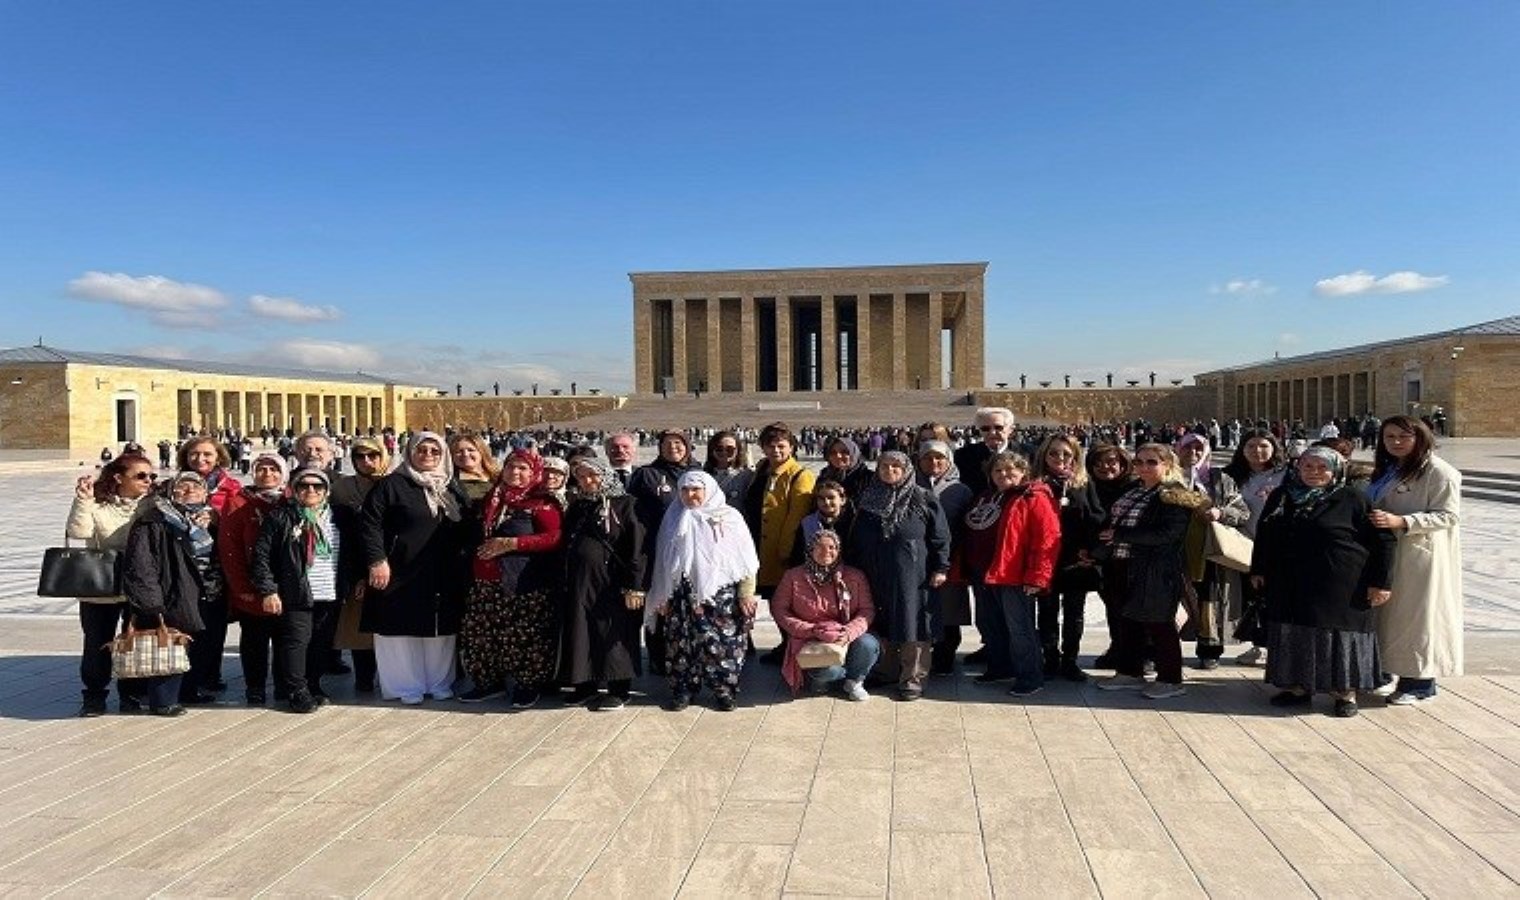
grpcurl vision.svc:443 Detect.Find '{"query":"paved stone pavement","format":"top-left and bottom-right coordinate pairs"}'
top-left (0, 447), bottom-right (1517, 897)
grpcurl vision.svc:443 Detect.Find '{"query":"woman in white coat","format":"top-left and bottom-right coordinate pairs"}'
top-left (1368, 415), bottom-right (1462, 705)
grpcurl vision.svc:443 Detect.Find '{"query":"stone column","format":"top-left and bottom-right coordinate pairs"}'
top-left (775, 296), bottom-right (793, 392)
top-left (633, 295), bottom-right (653, 394)
top-left (890, 292), bottom-right (907, 390)
top-left (705, 298), bottom-right (723, 393)
top-left (856, 294), bottom-right (873, 390)
top-left (928, 292), bottom-right (945, 391)
top-left (962, 282), bottom-right (986, 388)
top-left (740, 295), bottom-right (757, 392)
top-left (670, 299), bottom-right (688, 393)
top-left (819, 294), bottom-right (837, 391)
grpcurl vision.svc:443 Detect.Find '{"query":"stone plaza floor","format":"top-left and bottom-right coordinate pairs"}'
top-left (0, 451), bottom-right (1517, 898)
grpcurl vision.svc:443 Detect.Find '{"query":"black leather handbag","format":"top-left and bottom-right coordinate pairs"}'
top-left (37, 537), bottom-right (122, 598)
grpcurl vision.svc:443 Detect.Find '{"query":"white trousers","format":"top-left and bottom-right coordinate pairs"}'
top-left (374, 635), bottom-right (456, 702)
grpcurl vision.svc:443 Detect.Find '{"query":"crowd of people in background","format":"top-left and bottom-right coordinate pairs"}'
top-left (66, 405), bottom-right (1464, 720)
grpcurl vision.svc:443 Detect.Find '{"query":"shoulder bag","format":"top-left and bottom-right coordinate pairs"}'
top-left (795, 578), bottom-right (851, 669)
top-left (1204, 521), bottom-right (1253, 573)
top-left (37, 535), bottom-right (121, 598)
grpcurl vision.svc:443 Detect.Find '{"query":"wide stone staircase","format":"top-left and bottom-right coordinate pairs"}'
top-left (569, 389), bottom-right (998, 430)
top-left (1463, 470), bottom-right (1520, 506)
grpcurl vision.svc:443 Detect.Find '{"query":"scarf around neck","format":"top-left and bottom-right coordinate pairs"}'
top-left (155, 496), bottom-right (215, 561)
top-left (297, 502), bottom-right (333, 562)
top-left (858, 456), bottom-right (925, 538)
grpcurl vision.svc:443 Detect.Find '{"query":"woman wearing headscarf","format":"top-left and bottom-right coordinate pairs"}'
top-left (1368, 415), bottom-right (1463, 705)
top-left (954, 451), bottom-right (1061, 696)
top-left (819, 436), bottom-right (875, 501)
top-left (250, 465), bottom-right (343, 713)
top-left (704, 430), bottom-right (753, 510)
top-left (1221, 428), bottom-right (1288, 665)
top-left (66, 453), bottom-right (155, 716)
top-left (460, 449), bottom-right (564, 708)
top-left (1031, 433), bottom-right (1104, 681)
top-left (331, 436), bottom-right (389, 692)
top-left (1252, 447), bottom-right (1396, 717)
top-left (628, 429), bottom-right (702, 673)
top-left (541, 456), bottom-right (571, 509)
top-left (917, 440), bottom-right (975, 675)
top-left (650, 470), bottom-right (760, 711)
top-left (850, 451), bottom-right (951, 701)
top-left (360, 431), bottom-right (469, 704)
top-left (1094, 444), bottom-right (1199, 700)
top-left (120, 471), bottom-right (217, 716)
top-left (770, 529), bottom-right (877, 699)
top-left (219, 451), bottom-right (292, 704)
top-left (1174, 433), bottom-right (1250, 670)
top-left (560, 458), bottom-right (647, 711)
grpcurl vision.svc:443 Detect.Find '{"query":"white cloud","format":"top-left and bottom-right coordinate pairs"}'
top-left (248, 294), bottom-right (342, 323)
top-left (1277, 332), bottom-right (1301, 346)
top-left (259, 339), bottom-right (383, 372)
top-left (68, 271), bottom-right (229, 328)
top-left (1314, 269), bottom-right (1449, 297)
top-left (1210, 278), bottom-right (1276, 297)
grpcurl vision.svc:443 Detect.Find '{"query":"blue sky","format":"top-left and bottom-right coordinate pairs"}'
top-left (2, 2), bottom-right (1516, 392)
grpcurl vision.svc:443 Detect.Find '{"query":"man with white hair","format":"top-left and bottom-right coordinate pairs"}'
top-left (954, 407), bottom-right (1015, 496)
top-left (295, 430), bottom-right (337, 473)
top-left (603, 431), bottom-right (638, 487)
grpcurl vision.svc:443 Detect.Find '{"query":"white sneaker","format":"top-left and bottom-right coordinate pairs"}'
top-left (842, 679), bottom-right (869, 702)
top-left (1235, 646), bottom-right (1266, 666)
top-left (1387, 690), bottom-right (1434, 706)
top-left (1371, 680), bottom-right (1399, 698)
top-left (1142, 682), bottom-right (1188, 700)
top-left (1096, 675), bottom-right (1147, 691)
top-left (399, 695), bottom-right (424, 705)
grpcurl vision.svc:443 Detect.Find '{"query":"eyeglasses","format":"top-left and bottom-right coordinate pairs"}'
top-left (1134, 459), bottom-right (1164, 467)
top-left (714, 445), bottom-right (738, 454)
top-left (414, 446), bottom-right (442, 456)
top-left (294, 482), bottom-right (328, 492)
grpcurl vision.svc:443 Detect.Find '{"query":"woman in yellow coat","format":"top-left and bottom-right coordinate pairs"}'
top-left (743, 422), bottom-right (815, 662)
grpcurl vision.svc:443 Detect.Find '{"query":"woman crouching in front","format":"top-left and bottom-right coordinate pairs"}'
top-left (770, 529), bottom-right (878, 700)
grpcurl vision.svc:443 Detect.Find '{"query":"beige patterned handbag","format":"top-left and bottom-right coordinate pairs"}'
top-left (107, 615), bottom-right (193, 679)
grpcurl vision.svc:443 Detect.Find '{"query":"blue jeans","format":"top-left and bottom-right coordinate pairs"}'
top-left (143, 673), bottom-right (185, 710)
top-left (981, 585), bottom-right (1044, 691)
top-left (804, 632), bottom-right (882, 690)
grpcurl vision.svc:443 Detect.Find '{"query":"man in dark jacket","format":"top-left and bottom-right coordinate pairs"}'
top-left (954, 407), bottom-right (1015, 497)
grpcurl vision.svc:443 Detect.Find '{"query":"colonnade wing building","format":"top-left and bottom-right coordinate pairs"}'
top-left (630, 263), bottom-right (987, 394)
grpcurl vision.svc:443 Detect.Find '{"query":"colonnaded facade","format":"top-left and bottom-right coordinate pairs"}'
top-left (630, 263), bottom-right (987, 394)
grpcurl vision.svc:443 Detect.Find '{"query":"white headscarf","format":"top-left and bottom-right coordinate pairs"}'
top-left (647, 470), bottom-right (758, 625)
top-left (396, 431), bottom-right (460, 521)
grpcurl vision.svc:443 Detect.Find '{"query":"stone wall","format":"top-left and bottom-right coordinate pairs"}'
top-left (399, 395), bottom-right (624, 433)
top-left (1455, 337), bottom-right (1520, 437)
top-left (0, 363), bottom-right (71, 450)
top-left (970, 386), bottom-right (1217, 424)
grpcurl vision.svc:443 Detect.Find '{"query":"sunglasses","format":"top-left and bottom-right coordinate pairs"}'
top-left (353, 451), bottom-right (381, 460)
top-left (979, 425), bottom-right (1006, 432)
top-left (714, 445), bottom-right (738, 454)
top-left (128, 472), bottom-right (156, 482)
top-left (294, 482), bottom-right (328, 492)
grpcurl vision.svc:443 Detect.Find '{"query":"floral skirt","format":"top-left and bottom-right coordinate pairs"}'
top-left (460, 580), bottom-right (557, 690)
top-left (665, 581), bottom-right (747, 699)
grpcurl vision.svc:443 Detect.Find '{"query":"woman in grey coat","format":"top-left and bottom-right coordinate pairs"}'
top-left (1175, 434), bottom-right (1251, 669)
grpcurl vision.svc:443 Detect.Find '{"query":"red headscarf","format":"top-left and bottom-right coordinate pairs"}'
top-left (481, 449), bottom-right (546, 532)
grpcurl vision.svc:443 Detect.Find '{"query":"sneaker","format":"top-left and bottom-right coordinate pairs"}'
top-left (509, 688), bottom-right (541, 709)
top-left (713, 694), bottom-right (737, 712)
top-left (591, 694), bottom-right (628, 712)
top-left (78, 697), bottom-right (108, 718)
top-left (563, 686), bottom-right (599, 706)
top-left (665, 694), bottom-right (691, 712)
top-left (429, 690), bottom-right (454, 701)
top-left (398, 695), bottom-right (424, 705)
top-left (1388, 690), bottom-right (1435, 706)
top-left (1142, 682), bottom-right (1188, 700)
top-left (1332, 698), bottom-right (1359, 718)
top-left (1371, 678), bottom-right (1399, 698)
top-left (1059, 661), bottom-right (1089, 683)
top-left (974, 671), bottom-right (1015, 685)
top-left (1008, 683), bottom-right (1044, 698)
top-left (458, 685), bottom-right (505, 703)
top-left (1269, 690), bottom-right (1312, 707)
top-left (841, 679), bottom-right (869, 702)
top-left (895, 686), bottom-right (923, 702)
top-left (1235, 646), bottom-right (1266, 666)
top-left (1096, 675), bottom-right (1147, 691)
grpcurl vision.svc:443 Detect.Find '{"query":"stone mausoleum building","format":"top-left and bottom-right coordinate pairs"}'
top-left (630, 263), bottom-right (986, 394)
top-left (1194, 315), bottom-right (1520, 437)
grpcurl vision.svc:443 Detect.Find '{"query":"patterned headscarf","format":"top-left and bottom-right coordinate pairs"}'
top-left (915, 440), bottom-right (962, 496)
top-left (857, 450), bottom-right (925, 538)
top-left (1280, 446), bottom-right (1346, 513)
top-left (483, 449), bottom-right (547, 532)
top-left (396, 431), bottom-right (460, 521)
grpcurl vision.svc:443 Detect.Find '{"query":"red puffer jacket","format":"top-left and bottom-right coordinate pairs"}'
top-left (953, 480), bottom-right (1062, 591)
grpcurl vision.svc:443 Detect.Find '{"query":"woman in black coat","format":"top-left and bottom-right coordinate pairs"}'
top-left (1032, 434), bottom-right (1105, 681)
top-left (560, 459), bottom-right (647, 709)
top-left (849, 451), bottom-right (951, 701)
top-left (360, 432), bottom-right (469, 705)
top-left (120, 472), bottom-right (215, 716)
top-left (1093, 444), bottom-right (1198, 699)
top-left (1251, 447), bottom-right (1396, 717)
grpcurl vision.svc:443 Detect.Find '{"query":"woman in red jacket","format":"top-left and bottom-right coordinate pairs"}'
top-left (955, 451), bottom-right (1061, 697)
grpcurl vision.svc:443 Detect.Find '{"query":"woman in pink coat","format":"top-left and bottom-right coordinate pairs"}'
top-left (769, 530), bottom-right (878, 700)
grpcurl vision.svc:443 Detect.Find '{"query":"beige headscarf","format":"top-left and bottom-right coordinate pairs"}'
top-left (395, 431), bottom-right (460, 521)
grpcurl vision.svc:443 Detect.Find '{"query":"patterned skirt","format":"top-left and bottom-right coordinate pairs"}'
top-left (665, 580), bottom-right (747, 699)
top-left (1265, 621), bottom-right (1380, 693)
top-left (460, 580), bottom-right (558, 690)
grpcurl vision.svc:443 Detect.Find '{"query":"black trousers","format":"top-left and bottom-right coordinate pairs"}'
top-left (184, 596), bottom-right (228, 699)
top-left (1113, 616), bottom-right (1183, 685)
top-left (238, 610), bottom-right (313, 700)
top-left (79, 603), bottom-right (142, 701)
top-left (307, 602), bottom-right (342, 695)
top-left (1037, 587), bottom-right (1088, 664)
